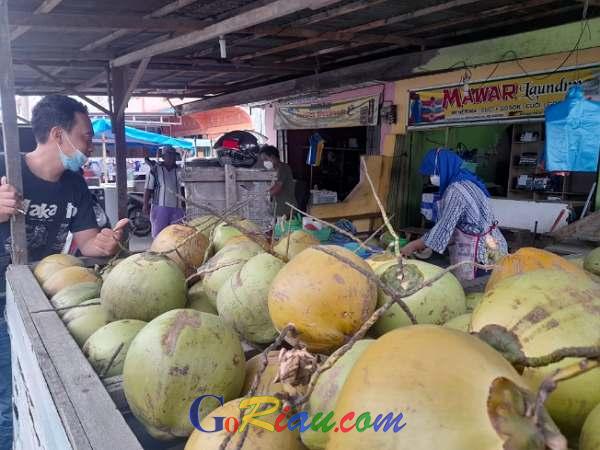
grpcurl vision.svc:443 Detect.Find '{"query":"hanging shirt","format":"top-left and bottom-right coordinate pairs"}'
top-left (422, 180), bottom-right (507, 264)
top-left (145, 164), bottom-right (181, 209)
top-left (0, 155), bottom-right (98, 268)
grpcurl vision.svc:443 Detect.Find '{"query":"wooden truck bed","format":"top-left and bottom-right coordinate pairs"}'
top-left (6, 265), bottom-right (185, 450)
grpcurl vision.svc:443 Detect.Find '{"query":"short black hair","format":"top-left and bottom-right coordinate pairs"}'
top-left (259, 145), bottom-right (280, 160)
top-left (31, 95), bottom-right (89, 144)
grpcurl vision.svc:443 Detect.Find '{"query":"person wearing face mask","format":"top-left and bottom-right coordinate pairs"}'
top-left (143, 145), bottom-right (184, 238)
top-left (0, 95), bottom-right (128, 450)
top-left (258, 145), bottom-right (297, 218)
top-left (400, 148), bottom-right (507, 281)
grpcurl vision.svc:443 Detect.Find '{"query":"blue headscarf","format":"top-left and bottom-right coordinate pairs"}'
top-left (420, 148), bottom-right (490, 197)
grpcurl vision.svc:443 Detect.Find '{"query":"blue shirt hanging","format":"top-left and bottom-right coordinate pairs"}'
top-left (544, 85), bottom-right (600, 172)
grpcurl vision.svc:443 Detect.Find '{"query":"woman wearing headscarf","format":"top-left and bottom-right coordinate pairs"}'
top-left (401, 148), bottom-right (507, 281)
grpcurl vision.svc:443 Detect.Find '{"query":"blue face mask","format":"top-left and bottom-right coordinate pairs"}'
top-left (58, 132), bottom-right (88, 172)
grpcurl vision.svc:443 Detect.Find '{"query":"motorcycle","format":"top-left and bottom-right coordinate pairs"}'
top-left (214, 130), bottom-right (263, 168)
top-left (127, 192), bottom-right (151, 237)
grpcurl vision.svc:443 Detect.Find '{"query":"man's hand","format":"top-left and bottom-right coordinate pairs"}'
top-left (0, 176), bottom-right (22, 223)
top-left (77, 218), bottom-right (129, 257)
top-left (400, 238), bottom-right (426, 258)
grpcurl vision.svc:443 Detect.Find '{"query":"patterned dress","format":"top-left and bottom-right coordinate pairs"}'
top-left (422, 180), bottom-right (508, 264)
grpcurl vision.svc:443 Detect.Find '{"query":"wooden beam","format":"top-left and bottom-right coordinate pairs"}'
top-left (26, 65), bottom-right (111, 114)
top-left (10, 0), bottom-right (64, 41)
top-left (117, 58), bottom-right (151, 120)
top-left (110, 67), bottom-right (130, 228)
top-left (111, 0), bottom-right (343, 67)
top-left (179, 17), bottom-right (600, 113)
top-left (76, 71), bottom-right (108, 90)
top-left (11, 49), bottom-right (114, 61)
top-left (7, 11), bottom-right (208, 32)
top-left (0, 0), bottom-right (28, 264)
top-left (80, 0), bottom-right (200, 52)
top-left (344, 0), bottom-right (481, 34)
top-left (405, 0), bottom-right (558, 37)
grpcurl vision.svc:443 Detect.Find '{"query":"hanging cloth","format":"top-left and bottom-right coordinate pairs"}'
top-left (544, 85), bottom-right (600, 172)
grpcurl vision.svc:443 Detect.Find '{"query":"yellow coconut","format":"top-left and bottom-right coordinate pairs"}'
top-left (580, 402), bottom-right (600, 450)
top-left (443, 313), bottom-right (472, 332)
top-left (42, 266), bottom-right (99, 297)
top-left (268, 245), bottom-right (377, 353)
top-left (485, 247), bottom-right (584, 292)
top-left (33, 254), bottom-right (83, 284)
top-left (327, 325), bottom-right (565, 450)
top-left (185, 398), bottom-right (306, 450)
top-left (241, 351), bottom-right (283, 396)
top-left (274, 230), bottom-right (319, 260)
top-left (150, 224), bottom-right (209, 276)
top-left (471, 269), bottom-right (600, 438)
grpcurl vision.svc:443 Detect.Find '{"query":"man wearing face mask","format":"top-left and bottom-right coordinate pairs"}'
top-left (400, 148), bottom-right (507, 281)
top-left (0, 95), bottom-right (128, 450)
top-left (259, 145), bottom-right (296, 218)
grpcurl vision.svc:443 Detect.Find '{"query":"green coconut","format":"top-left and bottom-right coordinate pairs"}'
top-left (466, 292), bottom-right (484, 312)
top-left (202, 240), bottom-right (264, 306)
top-left (273, 230), bottom-right (319, 260)
top-left (123, 309), bottom-right (245, 440)
top-left (471, 269), bottom-right (600, 438)
top-left (51, 281), bottom-right (102, 317)
top-left (583, 248), bottom-right (600, 276)
top-left (101, 252), bottom-right (187, 322)
top-left (82, 319), bottom-right (147, 377)
top-left (63, 299), bottom-right (111, 347)
top-left (580, 402), bottom-right (600, 450)
top-left (187, 215), bottom-right (221, 238)
top-left (301, 339), bottom-right (373, 450)
top-left (444, 313), bottom-right (472, 332)
top-left (212, 219), bottom-right (262, 252)
top-left (101, 258), bottom-right (124, 281)
top-left (187, 282), bottom-right (217, 315)
top-left (217, 253), bottom-right (284, 344)
top-left (371, 260), bottom-right (467, 336)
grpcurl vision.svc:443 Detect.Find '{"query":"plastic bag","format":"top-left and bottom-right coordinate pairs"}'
top-left (545, 85), bottom-right (600, 172)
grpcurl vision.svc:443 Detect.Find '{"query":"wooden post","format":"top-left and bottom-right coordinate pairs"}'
top-left (0, 0), bottom-right (28, 264)
top-left (224, 164), bottom-right (237, 210)
top-left (109, 66), bottom-right (129, 232)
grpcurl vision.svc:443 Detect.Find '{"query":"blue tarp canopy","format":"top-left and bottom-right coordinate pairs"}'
top-left (92, 118), bottom-right (194, 151)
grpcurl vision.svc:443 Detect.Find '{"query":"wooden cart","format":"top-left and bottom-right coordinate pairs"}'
top-left (182, 164), bottom-right (276, 229)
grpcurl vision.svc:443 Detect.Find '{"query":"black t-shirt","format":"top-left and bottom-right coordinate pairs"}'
top-left (0, 156), bottom-right (98, 267)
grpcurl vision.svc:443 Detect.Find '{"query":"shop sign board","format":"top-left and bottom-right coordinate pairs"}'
top-left (275, 95), bottom-right (380, 129)
top-left (408, 66), bottom-right (600, 126)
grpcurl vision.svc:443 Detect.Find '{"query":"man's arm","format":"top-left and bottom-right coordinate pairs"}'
top-left (73, 218), bottom-right (129, 257)
top-left (269, 181), bottom-right (284, 197)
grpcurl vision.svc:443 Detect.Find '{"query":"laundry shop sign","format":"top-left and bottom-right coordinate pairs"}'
top-left (408, 66), bottom-right (600, 126)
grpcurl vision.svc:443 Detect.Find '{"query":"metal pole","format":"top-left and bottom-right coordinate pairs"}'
top-left (0, 0), bottom-right (28, 264)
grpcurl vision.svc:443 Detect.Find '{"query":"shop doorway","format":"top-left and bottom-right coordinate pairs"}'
top-left (283, 127), bottom-right (368, 209)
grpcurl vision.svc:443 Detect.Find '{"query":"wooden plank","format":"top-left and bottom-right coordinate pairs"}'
top-left (7, 281), bottom-right (79, 450)
top-left (7, 11), bottom-right (207, 32)
top-left (181, 167), bottom-right (276, 182)
top-left (10, 0), bottom-right (64, 41)
top-left (110, 66), bottom-right (130, 226)
top-left (6, 266), bottom-right (143, 449)
top-left (0, 0), bottom-right (28, 265)
top-left (224, 164), bottom-right (237, 209)
top-left (110, 0), bottom-right (343, 67)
